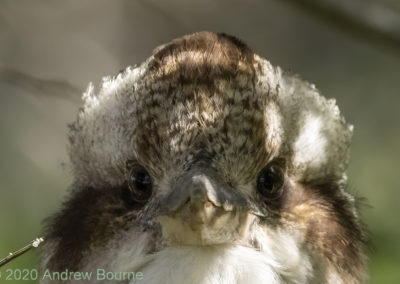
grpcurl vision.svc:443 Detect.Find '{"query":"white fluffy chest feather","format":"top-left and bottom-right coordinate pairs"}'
top-left (129, 246), bottom-right (282, 284)
top-left (81, 228), bottom-right (316, 284)
top-left (128, 244), bottom-right (312, 284)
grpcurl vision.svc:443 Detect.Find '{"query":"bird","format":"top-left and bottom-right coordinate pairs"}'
top-left (40, 32), bottom-right (366, 284)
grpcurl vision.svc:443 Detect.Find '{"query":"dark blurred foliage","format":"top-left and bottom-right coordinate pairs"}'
top-left (0, 0), bottom-right (399, 283)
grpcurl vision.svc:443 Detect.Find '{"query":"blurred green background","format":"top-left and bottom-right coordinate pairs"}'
top-left (0, 0), bottom-right (399, 283)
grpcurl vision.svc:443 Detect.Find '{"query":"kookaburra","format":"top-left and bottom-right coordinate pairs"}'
top-left (41, 32), bottom-right (366, 284)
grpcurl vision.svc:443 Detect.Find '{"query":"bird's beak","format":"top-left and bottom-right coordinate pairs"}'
top-left (158, 167), bottom-right (264, 218)
top-left (155, 167), bottom-right (264, 245)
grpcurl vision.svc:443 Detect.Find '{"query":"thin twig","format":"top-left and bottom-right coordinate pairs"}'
top-left (0, 237), bottom-right (44, 267)
top-left (0, 66), bottom-right (82, 103)
top-left (280, 0), bottom-right (400, 55)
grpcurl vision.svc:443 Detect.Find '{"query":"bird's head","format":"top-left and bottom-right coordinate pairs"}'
top-left (42, 32), bottom-right (366, 284)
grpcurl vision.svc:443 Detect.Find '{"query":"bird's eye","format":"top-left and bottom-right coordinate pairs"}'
top-left (257, 163), bottom-right (284, 200)
top-left (128, 165), bottom-right (152, 203)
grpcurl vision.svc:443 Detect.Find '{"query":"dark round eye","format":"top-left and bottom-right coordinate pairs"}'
top-left (128, 165), bottom-right (152, 203)
top-left (257, 163), bottom-right (284, 200)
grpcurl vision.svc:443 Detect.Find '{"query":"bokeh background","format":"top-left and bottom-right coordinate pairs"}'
top-left (0, 0), bottom-right (399, 283)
